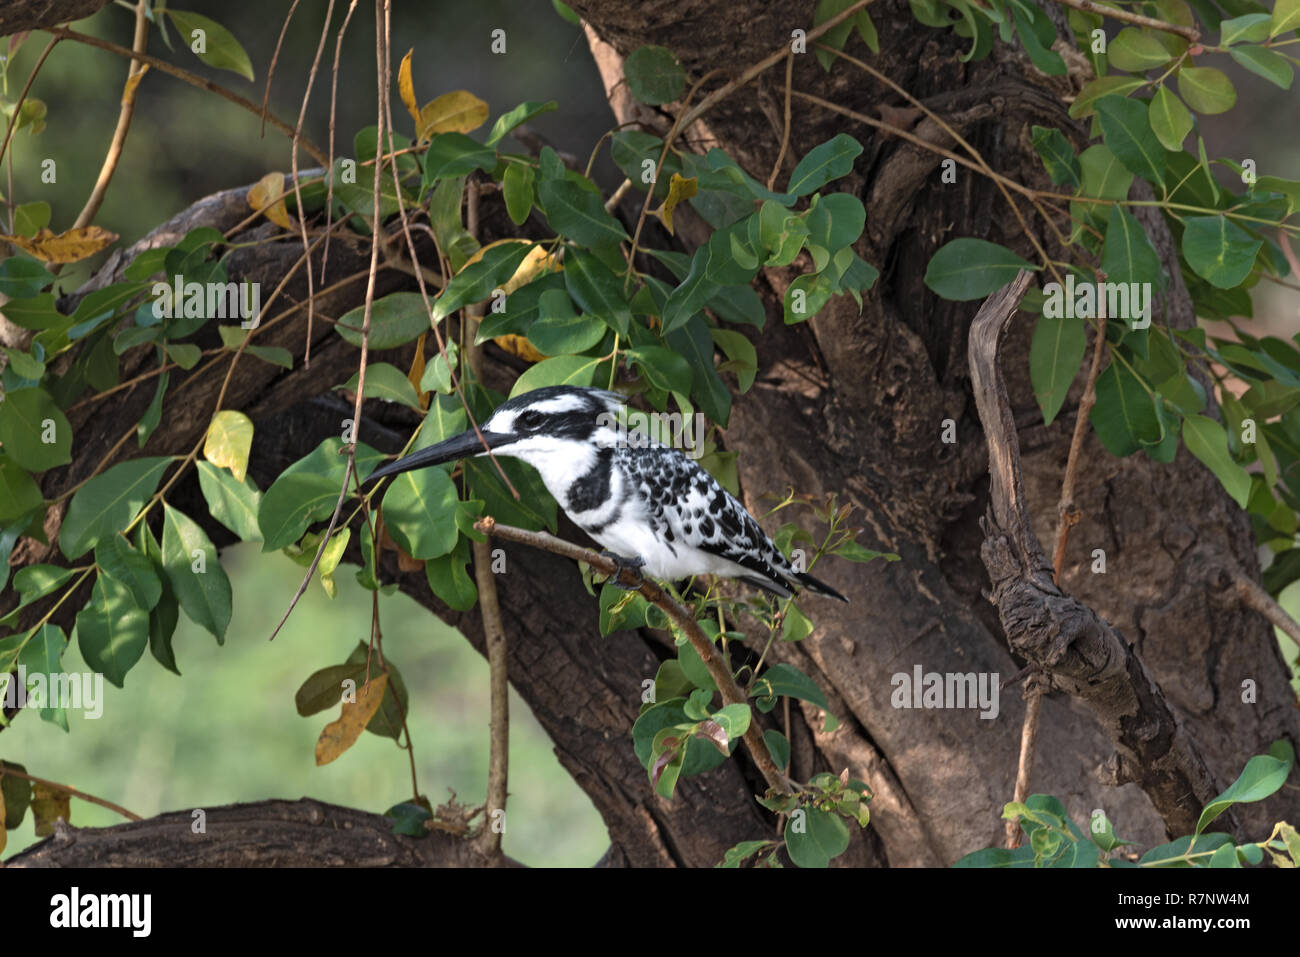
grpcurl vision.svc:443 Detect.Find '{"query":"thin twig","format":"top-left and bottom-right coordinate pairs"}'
top-left (71, 1), bottom-right (149, 230)
top-left (260, 0), bottom-right (301, 138)
top-left (766, 52), bottom-right (794, 191)
top-left (474, 518), bottom-right (793, 795)
top-left (1049, 0), bottom-right (1201, 43)
top-left (43, 26), bottom-right (329, 166)
top-left (1227, 567), bottom-right (1300, 647)
top-left (1005, 674), bottom-right (1044, 849)
top-left (0, 767), bottom-right (141, 822)
top-left (1052, 311), bottom-right (1108, 582)
top-left (0, 35), bottom-right (59, 169)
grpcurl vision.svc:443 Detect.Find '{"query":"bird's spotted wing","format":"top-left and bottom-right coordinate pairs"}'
top-left (618, 442), bottom-right (796, 592)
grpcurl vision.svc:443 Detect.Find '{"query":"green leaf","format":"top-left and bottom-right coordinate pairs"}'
top-left (433, 243), bottom-right (534, 321)
top-left (1177, 66), bottom-right (1237, 114)
top-left (0, 387), bottom-right (72, 471)
top-left (486, 100), bottom-right (557, 146)
top-left (196, 460), bottom-right (262, 542)
top-left (421, 132), bottom-right (496, 187)
top-left (563, 250), bottom-right (631, 336)
top-left (165, 10), bottom-right (255, 81)
top-left (425, 538), bottom-right (478, 611)
top-left (785, 807), bottom-right (851, 868)
top-left (59, 457), bottom-right (172, 559)
top-left (813, 0), bottom-right (860, 70)
top-left (786, 134), bottom-right (863, 197)
top-left (1030, 126), bottom-right (1081, 187)
top-left (1068, 76), bottom-right (1147, 119)
top-left (1220, 12), bottom-right (1272, 44)
top-left (1148, 86), bottom-right (1193, 151)
top-left (923, 238), bottom-right (1038, 301)
top-left (805, 192), bottom-right (868, 250)
top-left (335, 362), bottom-right (422, 409)
top-left (1182, 215), bottom-right (1263, 289)
top-left (502, 162), bottom-right (534, 225)
top-left (1196, 739), bottom-right (1294, 834)
top-left (763, 729), bottom-right (791, 772)
top-left (1270, 0), bottom-right (1300, 38)
top-left (1181, 413), bottom-right (1252, 508)
top-left (0, 455), bottom-right (42, 523)
top-left (508, 354), bottom-right (603, 395)
top-left (336, 292), bottom-right (432, 349)
top-left (1228, 46), bottom-right (1293, 89)
top-left (831, 539), bottom-right (899, 562)
top-left (0, 257), bottom-right (53, 298)
top-left (1030, 314), bottom-right (1087, 426)
top-left (382, 458), bottom-right (459, 560)
top-left (1078, 143), bottom-right (1134, 202)
top-left (161, 504), bottom-right (232, 642)
top-left (13, 201), bottom-right (50, 237)
top-left (95, 533), bottom-right (161, 611)
top-left (538, 171), bottom-right (629, 250)
top-left (1101, 206), bottom-right (1161, 286)
top-left (1108, 27), bottom-right (1174, 71)
top-left (76, 573), bottom-right (149, 688)
top-left (17, 624), bottom-right (68, 729)
top-left (710, 328), bottom-right (757, 392)
top-left (1138, 832), bottom-right (1234, 866)
top-left (0, 564), bottom-right (77, 628)
top-left (257, 438), bottom-right (382, 551)
top-left (1094, 95), bottom-right (1167, 183)
top-left (627, 346), bottom-right (693, 396)
top-left (623, 45), bottom-right (686, 105)
top-left (1090, 362), bottom-right (1161, 456)
top-left (527, 290), bottom-right (606, 355)
top-left (751, 662), bottom-right (831, 713)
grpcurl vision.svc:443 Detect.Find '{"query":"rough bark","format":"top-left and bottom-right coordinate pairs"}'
top-left (3, 0), bottom-right (1297, 867)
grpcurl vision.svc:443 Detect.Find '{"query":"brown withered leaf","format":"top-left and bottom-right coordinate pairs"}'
top-left (693, 719), bottom-right (730, 756)
top-left (32, 782), bottom-right (71, 836)
top-left (315, 673), bottom-right (389, 766)
top-left (4, 226), bottom-right (118, 263)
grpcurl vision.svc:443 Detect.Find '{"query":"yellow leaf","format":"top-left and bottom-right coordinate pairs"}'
top-left (3, 226), bottom-right (118, 264)
top-left (32, 782), bottom-right (70, 837)
top-left (655, 173), bottom-right (698, 235)
top-left (315, 673), bottom-right (389, 765)
top-left (408, 332), bottom-right (430, 410)
top-left (204, 409), bottom-right (254, 482)
top-left (398, 49), bottom-right (421, 132)
top-left (418, 90), bottom-right (489, 139)
top-left (247, 171), bottom-right (292, 230)
top-left (494, 334), bottom-right (547, 363)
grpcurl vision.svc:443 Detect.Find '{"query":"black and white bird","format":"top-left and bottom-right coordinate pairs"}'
top-left (365, 385), bottom-right (848, 602)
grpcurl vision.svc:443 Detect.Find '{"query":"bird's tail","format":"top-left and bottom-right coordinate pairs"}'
top-left (793, 571), bottom-right (849, 603)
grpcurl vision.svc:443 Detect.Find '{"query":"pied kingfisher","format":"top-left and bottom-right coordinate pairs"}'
top-left (365, 385), bottom-right (848, 602)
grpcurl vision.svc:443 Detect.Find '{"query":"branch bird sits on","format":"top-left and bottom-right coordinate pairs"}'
top-left (364, 386), bottom-right (848, 602)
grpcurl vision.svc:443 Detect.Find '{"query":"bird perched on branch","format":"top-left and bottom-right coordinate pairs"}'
top-left (365, 385), bottom-right (848, 602)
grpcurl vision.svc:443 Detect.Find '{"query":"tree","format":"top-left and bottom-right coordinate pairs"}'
top-left (2, 0), bottom-right (1298, 869)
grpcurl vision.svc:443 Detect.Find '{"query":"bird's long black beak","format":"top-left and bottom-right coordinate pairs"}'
top-left (364, 428), bottom-right (510, 484)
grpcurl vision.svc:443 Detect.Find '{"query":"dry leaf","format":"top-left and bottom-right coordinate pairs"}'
top-left (247, 172), bottom-right (292, 230)
top-left (4, 226), bottom-right (118, 264)
top-left (418, 90), bottom-right (489, 139)
top-left (315, 673), bottom-right (389, 766)
top-left (123, 62), bottom-right (150, 104)
top-left (654, 173), bottom-right (698, 235)
top-left (32, 782), bottom-right (71, 837)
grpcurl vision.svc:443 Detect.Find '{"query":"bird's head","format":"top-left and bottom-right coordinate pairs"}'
top-left (364, 385), bottom-right (628, 484)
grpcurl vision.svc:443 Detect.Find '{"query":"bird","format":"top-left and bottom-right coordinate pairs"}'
top-left (364, 385), bottom-right (848, 602)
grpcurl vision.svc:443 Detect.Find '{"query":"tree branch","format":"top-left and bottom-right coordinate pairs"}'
top-left (968, 270), bottom-right (1230, 839)
top-left (473, 518), bottom-right (793, 796)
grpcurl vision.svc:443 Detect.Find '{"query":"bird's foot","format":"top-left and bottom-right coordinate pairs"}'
top-left (597, 551), bottom-right (646, 591)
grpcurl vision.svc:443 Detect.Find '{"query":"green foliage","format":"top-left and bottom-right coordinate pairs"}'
top-left (957, 741), bottom-right (1296, 867)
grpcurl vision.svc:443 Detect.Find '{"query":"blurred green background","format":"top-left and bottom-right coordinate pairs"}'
top-left (1, 0), bottom-right (1298, 865)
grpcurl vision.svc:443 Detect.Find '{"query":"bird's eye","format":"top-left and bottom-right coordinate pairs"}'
top-left (517, 410), bottom-right (543, 430)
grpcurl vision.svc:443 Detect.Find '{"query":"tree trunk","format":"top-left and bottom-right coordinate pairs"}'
top-left (5, 0), bottom-right (1297, 867)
